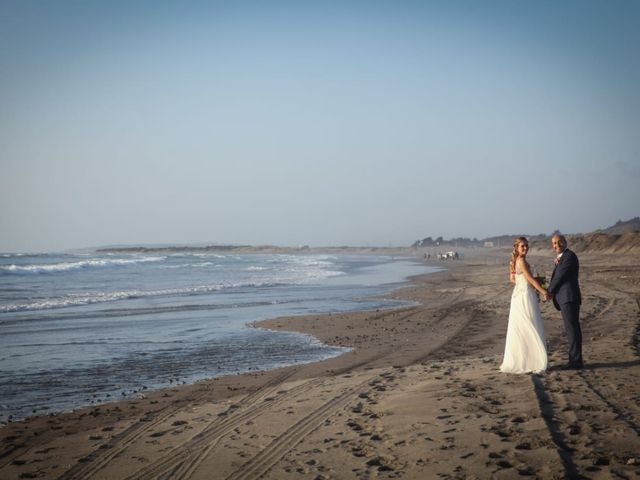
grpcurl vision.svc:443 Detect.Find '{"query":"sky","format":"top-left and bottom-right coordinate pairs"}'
top-left (1, 0), bottom-right (639, 252)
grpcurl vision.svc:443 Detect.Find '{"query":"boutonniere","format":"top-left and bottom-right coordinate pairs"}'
top-left (554, 257), bottom-right (561, 265)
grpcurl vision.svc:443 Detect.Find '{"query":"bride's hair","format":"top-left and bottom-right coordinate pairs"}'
top-left (510, 236), bottom-right (529, 274)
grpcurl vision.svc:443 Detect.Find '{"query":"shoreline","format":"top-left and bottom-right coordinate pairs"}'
top-left (1, 249), bottom-right (639, 478)
top-left (0, 252), bottom-right (429, 424)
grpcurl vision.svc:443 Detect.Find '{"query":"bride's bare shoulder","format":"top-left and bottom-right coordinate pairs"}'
top-left (515, 257), bottom-right (529, 272)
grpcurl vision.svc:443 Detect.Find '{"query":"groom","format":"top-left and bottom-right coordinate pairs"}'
top-left (546, 234), bottom-right (583, 369)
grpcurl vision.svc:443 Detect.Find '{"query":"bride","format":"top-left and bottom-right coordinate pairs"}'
top-left (500, 236), bottom-right (548, 374)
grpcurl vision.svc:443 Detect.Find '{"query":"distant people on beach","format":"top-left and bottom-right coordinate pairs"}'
top-left (437, 251), bottom-right (459, 261)
top-left (500, 236), bottom-right (548, 374)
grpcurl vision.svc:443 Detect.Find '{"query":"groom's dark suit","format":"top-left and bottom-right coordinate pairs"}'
top-left (548, 248), bottom-right (583, 367)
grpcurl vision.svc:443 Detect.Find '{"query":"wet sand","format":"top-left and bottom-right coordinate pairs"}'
top-left (1, 248), bottom-right (639, 479)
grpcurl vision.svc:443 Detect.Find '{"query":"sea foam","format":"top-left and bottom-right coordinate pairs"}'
top-left (0, 256), bottom-right (165, 275)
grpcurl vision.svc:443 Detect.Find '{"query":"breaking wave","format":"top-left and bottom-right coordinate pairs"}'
top-left (0, 280), bottom-right (283, 313)
top-left (0, 256), bottom-right (165, 275)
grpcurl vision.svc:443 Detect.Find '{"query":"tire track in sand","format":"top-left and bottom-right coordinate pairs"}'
top-left (58, 367), bottom-right (300, 480)
top-left (125, 309), bottom-right (419, 480)
top-left (223, 375), bottom-right (379, 480)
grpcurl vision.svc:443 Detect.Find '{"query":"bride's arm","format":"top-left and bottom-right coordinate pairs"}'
top-left (516, 258), bottom-right (546, 295)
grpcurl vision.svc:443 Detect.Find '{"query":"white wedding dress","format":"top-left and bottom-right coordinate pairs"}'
top-left (500, 265), bottom-right (547, 374)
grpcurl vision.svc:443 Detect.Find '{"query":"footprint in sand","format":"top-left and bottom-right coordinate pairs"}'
top-left (347, 419), bottom-right (364, 432)
top-left (496, 459), bottom-right (513, 469)
top-left (366, 455), bottom-right (397, 472)
top-left (515, 442), bottom-right (531, 450)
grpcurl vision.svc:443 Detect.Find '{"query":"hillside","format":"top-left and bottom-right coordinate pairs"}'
top-left (414, 217), bottom-right (640, 254)
top-left (598, 217), bottom-right (640, 234)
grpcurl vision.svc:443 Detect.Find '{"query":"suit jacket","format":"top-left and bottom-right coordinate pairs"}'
top-left (548, 248), bottom-right (582, 310)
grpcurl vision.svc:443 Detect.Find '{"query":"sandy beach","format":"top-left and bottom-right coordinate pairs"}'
top-left (1, 247), bottom-right (639, 479)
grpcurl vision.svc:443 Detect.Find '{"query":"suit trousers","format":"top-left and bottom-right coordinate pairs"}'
top-left (559, 302), bottom-right (582, 365)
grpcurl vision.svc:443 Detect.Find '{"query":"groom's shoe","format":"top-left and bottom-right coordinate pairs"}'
top-left (558, 362), bottom-right (584, 370)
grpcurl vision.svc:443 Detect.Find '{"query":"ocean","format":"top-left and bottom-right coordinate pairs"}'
top-left (0, 251), bottom-right (436, 422)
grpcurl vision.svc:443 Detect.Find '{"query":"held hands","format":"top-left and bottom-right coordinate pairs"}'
top-left (537, 289), bottom-right (551, 302)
